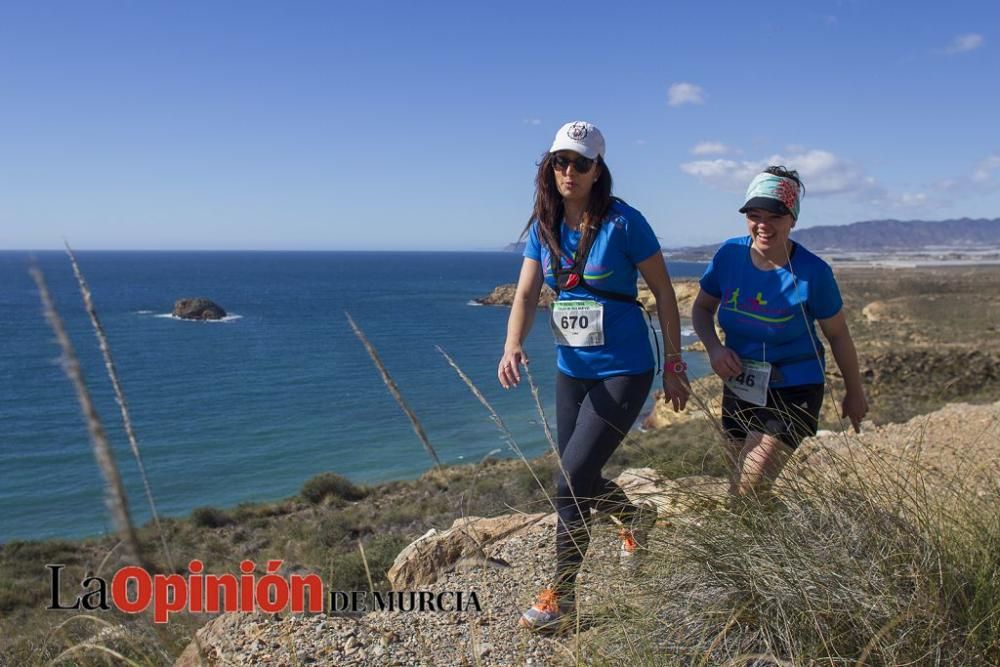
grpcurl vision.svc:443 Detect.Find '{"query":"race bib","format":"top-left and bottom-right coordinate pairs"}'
top-left (550, 300), bottom-right (604, 347)
top-left (724, 359), bottom-right (771, 407)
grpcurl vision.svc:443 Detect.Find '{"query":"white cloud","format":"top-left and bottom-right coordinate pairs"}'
top-left (681, 148), bottom-right (1000, 215)
top-left (895, 192), bottom-right (929, 207)
top-left (785, 150), bottom-right (877, 196)
top-left (691, 141), bottom-right (728, 155)
top-left (680, 148), bottom-right (882, 199)
top-left (943, 33), bottom-right (984, 54)
top-left (932, 153), bottom-right (1000, 196)
top-left (523, 118), bottom-right (542, 126)
top-left (971, 154), bottom-right (1000, 185)
top-left (679, 159), bottom-right (760, 191)
top-left (667, 82), bottom-right (704, 107)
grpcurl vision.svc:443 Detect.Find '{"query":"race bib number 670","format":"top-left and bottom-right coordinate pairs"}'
top-left (550, 300), bottom-right (604, 347)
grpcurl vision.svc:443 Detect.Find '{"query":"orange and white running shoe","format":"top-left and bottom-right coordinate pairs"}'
top-left (518, 589), bottom-right (573, 631)
top-left (619, 500), bottom-right (657, 566)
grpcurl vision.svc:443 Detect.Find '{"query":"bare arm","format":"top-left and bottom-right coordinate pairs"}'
top-left (691, 289), bottom-right (742, 379)
top-left (818, 310), bottom-right (868, 432)
top-left (638, 253), bottom-right (689, 411)
top-left (498, 257), bottom-right (544, 389)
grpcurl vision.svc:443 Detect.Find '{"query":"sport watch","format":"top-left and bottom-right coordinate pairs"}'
top-left (664, 359), bottom-right (688, 374)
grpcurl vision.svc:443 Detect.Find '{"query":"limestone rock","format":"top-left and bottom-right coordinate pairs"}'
top-left (475, 283), bottom-right (556, 307)
top-left (636, 279), bottom-right (700, 315)
top-left (386, 513), bottom-right (549, 589)
top-left (642, 374), bottom-right (722, 430)
top-left (612, 468), bottom-right (727, 518)
top-left (477, 278), bottom-right (701, 315)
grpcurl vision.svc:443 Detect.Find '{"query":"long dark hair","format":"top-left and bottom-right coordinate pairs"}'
top-left (520, 152), bottom-right (615, 265)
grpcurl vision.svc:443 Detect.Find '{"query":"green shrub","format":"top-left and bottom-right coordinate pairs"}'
top-left (327, 535), bottom-right (410, 591)
top-left (301, 472), bottom-right (367, 504)
top-left (315, 512), bottom-right (366, 547)
top-left (190, 506), bottom-right (233, 528)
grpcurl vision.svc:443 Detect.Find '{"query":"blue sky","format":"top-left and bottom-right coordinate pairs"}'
top-left (1, 1), bottom-right (997, 250)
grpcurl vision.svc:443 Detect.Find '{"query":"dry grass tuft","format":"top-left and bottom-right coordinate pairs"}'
top-left (585, 421), bottom-right (1000, 666)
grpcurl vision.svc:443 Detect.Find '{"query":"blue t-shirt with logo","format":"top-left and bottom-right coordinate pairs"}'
top-left (524, 200), bottom-right (661, 379)
top-left (699, 236), bottom-right (842, 387)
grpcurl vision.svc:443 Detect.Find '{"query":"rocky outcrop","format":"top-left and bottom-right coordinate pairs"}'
top-left (173, 298), bottom-right (227, 320)
top-left (475, 284), bottom-right (556, 307)
top-left (386, 513), bottom-right (551, 589)
top-left (636, 279), bottom-right (700, 315)
top-left (642, 375), bottom-right (722, 430)
top-left (477, 279), bottom-right (701, 314)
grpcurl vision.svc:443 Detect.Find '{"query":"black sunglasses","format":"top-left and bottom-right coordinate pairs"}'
top-left (551, 154), bottom-right (595, 173)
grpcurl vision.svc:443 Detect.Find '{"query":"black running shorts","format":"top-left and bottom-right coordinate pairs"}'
top-left (721, 383), bottom-right (824, 450)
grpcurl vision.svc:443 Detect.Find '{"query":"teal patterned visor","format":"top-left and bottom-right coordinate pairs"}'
top-left (739, 172), bottom-right (801, 220)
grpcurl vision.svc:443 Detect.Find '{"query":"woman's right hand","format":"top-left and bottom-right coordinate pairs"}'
top-left (498, 347), bottom-right (529, 389)
top-left (708, 345), bottom-right (742, 380)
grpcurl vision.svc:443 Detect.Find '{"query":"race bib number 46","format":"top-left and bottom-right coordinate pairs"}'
top-left (724, 359), bottom-right (771, 406)
top-left (550, 300), bottom-right (604, 347)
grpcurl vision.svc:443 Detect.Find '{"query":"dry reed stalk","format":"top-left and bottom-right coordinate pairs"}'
top-left (435, 346), bottom-right (544, 484)
top-left (523, 365), bottom-right (557, 454)
top-left (523, 363), bottom-right (594, 535)
top-left (357, 539), bottom-right (375, 596)
top-left (345, 312), bottom-right (442, 470)
top-left (50, 642), bottom-right (142, 667)
top-left (435, 346), bottom-right (578, 530)
top-left (30, 266), bottom-right (148, 569)
top-left (65, 243), bottom-right (174, 572)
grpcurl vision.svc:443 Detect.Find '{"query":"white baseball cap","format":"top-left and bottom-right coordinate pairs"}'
top-left (549, 121), bottom-right (605, 160)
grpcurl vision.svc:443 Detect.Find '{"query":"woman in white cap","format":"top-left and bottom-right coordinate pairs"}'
top-left (498, 121), bottom-right (690, 631)
top-left (691, 166), bottom-right (868, 500)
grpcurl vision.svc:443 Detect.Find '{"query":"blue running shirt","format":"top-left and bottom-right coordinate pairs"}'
top-left (524, 200), bottom-right (661, 379)
top-left (699, 236), bottom-right (843, 387)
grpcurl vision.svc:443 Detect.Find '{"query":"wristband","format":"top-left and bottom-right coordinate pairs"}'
top-left (664, 359), bottom-right (687, 374)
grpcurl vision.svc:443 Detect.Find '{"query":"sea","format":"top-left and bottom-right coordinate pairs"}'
top-left (0, 251), bottom-right (708, 542)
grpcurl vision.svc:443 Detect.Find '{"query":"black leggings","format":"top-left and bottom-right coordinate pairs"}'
top-left (553, 369), bottom-right (654, 600)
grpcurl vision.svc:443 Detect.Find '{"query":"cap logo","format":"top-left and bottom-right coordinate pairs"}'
top-left (567, 123), bottom-right (589, 141)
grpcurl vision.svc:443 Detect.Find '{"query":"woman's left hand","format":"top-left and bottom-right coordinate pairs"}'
top-left (841, 389), bottom-right (868, 433)
top-left (662, 372), bottom-right (690, 413)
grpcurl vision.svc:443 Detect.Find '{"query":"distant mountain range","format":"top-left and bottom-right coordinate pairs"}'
top-left (666, 218), bottom-right (1000, 260)
top-left (503, 218), bottom-right (1000, 259)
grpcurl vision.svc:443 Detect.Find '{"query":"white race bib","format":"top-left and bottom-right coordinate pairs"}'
top-left (550, 300), bottom-right (604, 347)
top-left (724, 359), bottom-right (772, 407)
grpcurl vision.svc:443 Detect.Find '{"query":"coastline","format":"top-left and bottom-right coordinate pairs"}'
top-left (4, 263), bottom-right (1000, 664)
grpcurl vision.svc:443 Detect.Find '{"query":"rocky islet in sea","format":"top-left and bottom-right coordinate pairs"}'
top-left (172, 298), bottom-right (227, 321)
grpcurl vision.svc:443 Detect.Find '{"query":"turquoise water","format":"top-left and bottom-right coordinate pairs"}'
top-left (0, 251), bottom-right (707, 541)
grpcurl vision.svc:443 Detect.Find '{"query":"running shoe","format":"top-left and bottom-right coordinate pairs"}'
top-left (619, 499), bottom-right (657, 566)
top-left (518, 588), bottom-right (574, 632)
